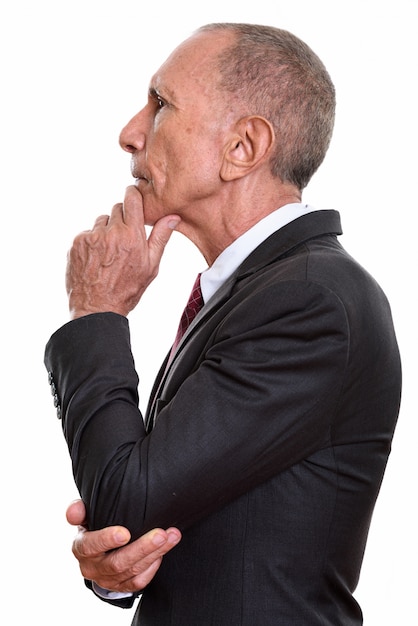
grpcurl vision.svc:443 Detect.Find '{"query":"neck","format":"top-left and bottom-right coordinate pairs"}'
top-left (178, 186), bottom-right (302, 266)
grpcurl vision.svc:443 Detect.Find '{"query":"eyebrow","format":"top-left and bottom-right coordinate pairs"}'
top-left (148, 87), bottom-right (160, 99)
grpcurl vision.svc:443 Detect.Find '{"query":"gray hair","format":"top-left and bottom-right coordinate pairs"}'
top-left (198, 23), bottom-right (336, 190)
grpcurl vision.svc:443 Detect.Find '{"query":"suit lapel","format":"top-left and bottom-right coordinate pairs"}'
top-left (144, 210), bottom-right (342, 430)
top-left (144, 270), bottom-right (240, 430)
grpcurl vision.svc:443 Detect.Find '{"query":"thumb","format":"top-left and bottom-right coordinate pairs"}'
top-left (66, 499), bottom-right (87, 526)
top-left (147, 215), bottom-right (181, 268)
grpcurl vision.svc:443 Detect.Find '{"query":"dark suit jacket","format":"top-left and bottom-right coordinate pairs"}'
top-left (45, 210), bottom-right (401, 625)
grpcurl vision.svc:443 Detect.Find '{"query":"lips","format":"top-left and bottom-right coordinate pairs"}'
top-left (131, 158), bottom-right (151, 189)
top-left (131, 160), bottom-right (147, 181)
top-left (132, 168), bottom-right (148, 183)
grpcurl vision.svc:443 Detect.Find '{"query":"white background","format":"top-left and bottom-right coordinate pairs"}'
top-left (1, 1), bottom-right (416, 624)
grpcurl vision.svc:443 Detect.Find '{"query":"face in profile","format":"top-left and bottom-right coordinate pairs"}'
top-left (118, 30), bottom-right (237, 226)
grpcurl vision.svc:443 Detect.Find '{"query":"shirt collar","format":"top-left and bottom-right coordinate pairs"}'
top-left (200, 203), bottom-right (316, 303)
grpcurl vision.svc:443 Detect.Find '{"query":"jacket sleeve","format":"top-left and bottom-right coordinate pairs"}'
top-left (44, 279), bottom-right (350, 540)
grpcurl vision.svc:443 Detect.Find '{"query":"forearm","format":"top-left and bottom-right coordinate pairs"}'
top-left (45, 312), bottom-right (149, 536)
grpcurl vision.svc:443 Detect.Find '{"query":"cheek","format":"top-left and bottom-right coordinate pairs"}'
top-left (147, 149), bottom-right (168, 193)
top-left (150, 131), bottom-right (220, 204)
top-left (151, 131), bottom-right (182, 182)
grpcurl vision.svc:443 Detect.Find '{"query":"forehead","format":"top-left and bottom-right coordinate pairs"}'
top-left (151, 31), bottom-right (232, 99)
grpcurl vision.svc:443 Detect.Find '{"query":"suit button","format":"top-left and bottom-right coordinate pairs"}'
top-left (53, 393), bottom-right (62, 419)
top-left (47, 372), bottom-right (61, 418)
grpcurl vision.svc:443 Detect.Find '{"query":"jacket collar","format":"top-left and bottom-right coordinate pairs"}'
top-left (169, 210), bottom-right (341, 364)
top-left (236, 209), bottom-right (342, 278)
top-left (203, 209), bottom-right (341, 310)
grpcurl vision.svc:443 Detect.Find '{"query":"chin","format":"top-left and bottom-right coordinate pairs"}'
top-left (143, 209), bottom-right (155, 226)
top-left (143, 203), bottom-right (162, 227)
top-left (143, 194), bottom-right (173, 226)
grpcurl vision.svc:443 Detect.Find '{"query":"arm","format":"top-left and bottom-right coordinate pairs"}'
top-left (46, 279), bottom-right (349, 538)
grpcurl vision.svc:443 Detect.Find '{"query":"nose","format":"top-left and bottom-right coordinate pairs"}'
top-left (119, 110), bottom-right (146, 153)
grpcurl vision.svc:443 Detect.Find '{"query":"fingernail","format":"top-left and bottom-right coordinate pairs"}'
top-left (167, 531), bottom-right (181, 545)
top-left (151, 531), bottom-right (167, 547)
top-left (115, 529), bottom-right (130, 544)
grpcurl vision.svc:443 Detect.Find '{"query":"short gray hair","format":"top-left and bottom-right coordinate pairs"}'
top-left (198, 23), bottom-right (336, 190)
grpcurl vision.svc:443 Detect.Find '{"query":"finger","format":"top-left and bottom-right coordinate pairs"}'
top-left (92, 214), bottom-right (110, 229)
top-left (147, 215), bottom-right (181, 269)
top-left (121, 185), bottom-right (146, 229)
top-left (102, 528), bottom-right (182, 576)
top-left (127, 556), bottom-right (164, 592)
top-left (66, 499), bottom-right (87, 526)
top-left (73, 525), bottom-right (131, 559)
top-left (104, 529), bottom-right (182, 592)
top-left (139, 528), bottom-right (182, 560)
top-left (107, 202), bottom-right (124, 227)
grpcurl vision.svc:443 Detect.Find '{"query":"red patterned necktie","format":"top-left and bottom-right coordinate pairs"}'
top-left (171, 273), bottom-right (204, 353)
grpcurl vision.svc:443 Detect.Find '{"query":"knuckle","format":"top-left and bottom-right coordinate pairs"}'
top-left (110, 551), bottom-right (133, 577)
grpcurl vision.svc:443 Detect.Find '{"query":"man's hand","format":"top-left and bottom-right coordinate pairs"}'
top-left (66, 186), bottom-right (181, 319)
top-left (66, 500), bottom-right (182, 594)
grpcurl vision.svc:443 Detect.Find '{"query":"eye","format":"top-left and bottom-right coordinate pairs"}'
top-left (148, 87), bottom-right (169, 114)
top-left (156, 95), bottom-right (166, 110)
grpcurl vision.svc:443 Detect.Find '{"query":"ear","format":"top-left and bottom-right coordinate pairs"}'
top-left (220, 116), bottom-right (275, 182)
